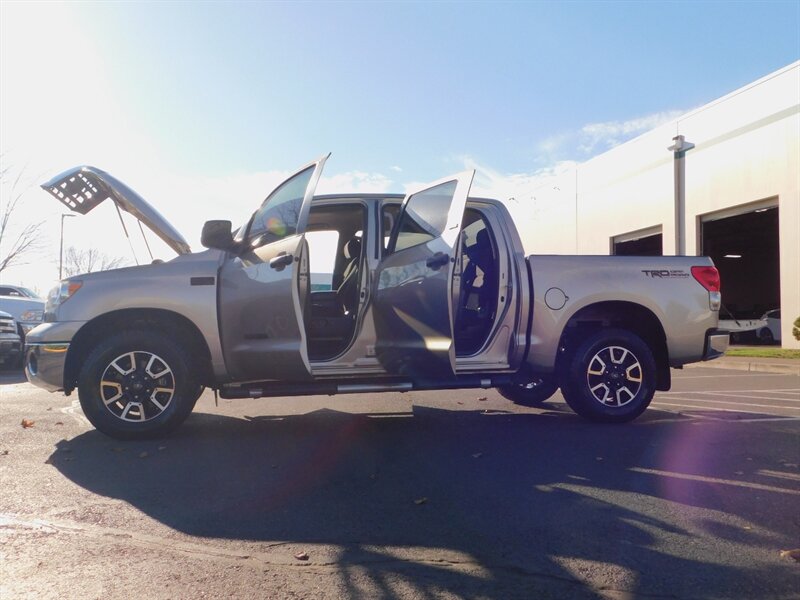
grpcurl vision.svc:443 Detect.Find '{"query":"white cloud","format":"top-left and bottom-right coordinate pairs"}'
top-left (389, 165), bottom-right (403, 173)
top-left (537, 109), bottom-right (685, 161)
top-left (578, 110), bottom-right (683, 154)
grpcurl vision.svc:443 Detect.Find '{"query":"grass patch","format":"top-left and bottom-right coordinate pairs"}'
top-left (726, 347), bottom-right (800, 359)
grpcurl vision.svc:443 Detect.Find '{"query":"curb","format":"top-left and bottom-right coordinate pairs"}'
top-left (685, 360), bottom-right (800, 376)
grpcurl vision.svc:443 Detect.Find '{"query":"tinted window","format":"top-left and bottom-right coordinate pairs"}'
top-left (0, 287), bottom-right (23, 297)
top-left (248, 166), bottom-right (313, 246)
top-left (392, 181), bottom-right (456, 253)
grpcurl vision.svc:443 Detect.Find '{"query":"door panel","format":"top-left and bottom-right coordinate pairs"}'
top-left (219, 156), bottom-right (327, 381)
top-left (373, 171), bottom-right (474, 377)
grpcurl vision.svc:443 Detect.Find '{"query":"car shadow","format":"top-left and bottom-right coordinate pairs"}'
top-left (48, 405), bottom-right (799, 598)
top-left (0, 368), bottom-right (26, 385)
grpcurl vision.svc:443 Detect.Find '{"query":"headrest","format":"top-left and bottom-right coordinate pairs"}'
top-left (344, 236), bottom-right (362, 260)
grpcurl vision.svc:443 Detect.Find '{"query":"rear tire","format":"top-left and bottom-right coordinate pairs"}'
top-left (497, 376), bottom-right (558, 406)
top-left (77, 330), bottom-right (201, 440)
top-left (560, 328), bottom-right (656, 423)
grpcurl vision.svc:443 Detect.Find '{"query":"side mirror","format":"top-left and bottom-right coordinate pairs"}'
top-left (201, 220), bottom-right (234, 251)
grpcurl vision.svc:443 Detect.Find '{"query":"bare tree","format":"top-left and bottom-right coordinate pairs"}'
top-left (63, 246), bottom-right (127, 277)
top-left (0, 163), bottom-right (44, 272)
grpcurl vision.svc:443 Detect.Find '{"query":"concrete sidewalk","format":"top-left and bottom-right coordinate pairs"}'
top-left (686, 354), bottom-right (800, 376)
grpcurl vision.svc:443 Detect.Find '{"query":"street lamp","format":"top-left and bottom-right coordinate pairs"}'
top-left (668, 135), bottom-right (695, 256)
top-left (59, 213), bottom-right (76, 280)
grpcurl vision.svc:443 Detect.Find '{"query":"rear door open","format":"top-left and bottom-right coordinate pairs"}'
top-left (372, 171), bottom-right (474, 377)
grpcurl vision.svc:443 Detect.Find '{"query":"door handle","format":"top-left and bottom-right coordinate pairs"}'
top-left (426, 252), bottom-right (449, 271)
top-left (269, 252), bottom-right (293, 270)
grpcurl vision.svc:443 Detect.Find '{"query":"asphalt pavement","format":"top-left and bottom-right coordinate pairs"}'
top-left (1, 366), bottom-right (799, 599)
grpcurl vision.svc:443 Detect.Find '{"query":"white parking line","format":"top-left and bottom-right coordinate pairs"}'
top-left (660, 388), bottom-right (800, 395)
top-left (672, 373), bottom-right (783, 379)
top-left (653, 396), bottom-right (800, 411)
top-left (697, 391), bottom-right (800, 402)
top-left (651, 400), bottom-right (799, 417)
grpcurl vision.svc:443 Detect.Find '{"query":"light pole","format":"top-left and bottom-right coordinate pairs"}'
top-left (59, 213), bottom-right (76, 280)
top-left (668, 135), bottom-right (695, 256)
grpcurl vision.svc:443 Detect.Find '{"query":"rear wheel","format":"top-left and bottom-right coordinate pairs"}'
top-left (78, 330), bottom-right (202, 440)
top-left (497, 376), bottom-right (558, 406)
top-left (560, 328), bottom-right (656, 423)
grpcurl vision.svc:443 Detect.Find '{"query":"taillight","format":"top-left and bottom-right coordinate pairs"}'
top-left (691, 266), bottom-right (720, 291)
top-left (692, 266), bottom-right (721, 311)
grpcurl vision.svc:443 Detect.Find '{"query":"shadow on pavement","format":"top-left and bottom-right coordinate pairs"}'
top-left (48, 406), bottom-right (800, 599)
top-left (0, 368), bottom-right (26, 385)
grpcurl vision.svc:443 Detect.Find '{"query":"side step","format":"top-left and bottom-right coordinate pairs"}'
top-left (218, 375), bottom-right (513, 400)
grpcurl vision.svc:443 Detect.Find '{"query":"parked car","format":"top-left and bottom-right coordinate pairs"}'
top-left (0, 285), bottom-right (45, 338)
top-left (757, 309), bottom-right (781, 343)
top-left (0, 310), bottom-right (23, 369)
top-left (25, 158), bottom-right (727, 439)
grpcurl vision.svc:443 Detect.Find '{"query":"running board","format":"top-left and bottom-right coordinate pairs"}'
top-left (218, 375), bottom-right (510, 400)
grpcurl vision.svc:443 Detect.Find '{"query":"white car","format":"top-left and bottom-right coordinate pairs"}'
top-left (0, 285), bottom-right (45, 337)
top-left (757, 309), bottom-right (781, 343)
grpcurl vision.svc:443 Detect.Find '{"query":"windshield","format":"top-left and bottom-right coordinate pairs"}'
top-left (20, 287), bottom-right (41, 299)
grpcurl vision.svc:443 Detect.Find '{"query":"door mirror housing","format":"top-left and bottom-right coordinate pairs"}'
top-left (201, 220), bottom-right (234, 251)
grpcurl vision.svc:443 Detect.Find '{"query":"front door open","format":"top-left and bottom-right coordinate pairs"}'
top-left (219, 155), bottom-right (328, 382)
top-left (372, 170), bottom-right (474, 377)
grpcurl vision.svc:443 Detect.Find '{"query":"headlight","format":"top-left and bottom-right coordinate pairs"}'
top-left (44, 280), bottom-right (82, 322)
top-left (20, 309), bottom-right (44, 322)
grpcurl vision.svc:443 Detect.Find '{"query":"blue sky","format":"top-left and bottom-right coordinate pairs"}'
top-left (0, 0), bottom-right (798, 290)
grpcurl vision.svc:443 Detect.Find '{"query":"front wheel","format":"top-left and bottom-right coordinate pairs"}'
top-left (77, 330), bottom-right (202, 440)
top-left (560, 328), bottom-right (656, 423)
top-left (497, 376), bottom-right (558, 406)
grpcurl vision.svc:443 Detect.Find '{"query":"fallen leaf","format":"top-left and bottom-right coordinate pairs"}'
top-left (158, 446), bottom-right (167, 451)
top-left (457, 401), bottom-right (464, 405)
top-left (21, 419), bottom-right (35, 429)
top-left (55, 422), bottom-right (64, 426)
top-left (1, 450), bottom-right (8, 456)
top-left (294, 551), bottom-right (309, 561)
top-left (471, 452), bottom-right (483, 459)
top-left (414, 497), bottom-right (428, 505)
top-left (477, 396), bottom-right (488, 402)
top-left (138, 451), bottom-right (148, 459)
top-left (779, 549), bottom-right (800, 562)
top-left (46, 407), bottom-right (53, 411)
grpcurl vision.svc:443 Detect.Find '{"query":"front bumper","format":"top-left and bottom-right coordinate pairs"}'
top-left (0, 334), bottom-right (22, 364)
top-left (25, 343), bottom-right (69, 392)
top-left (703, 329), bottom-right (730, 361)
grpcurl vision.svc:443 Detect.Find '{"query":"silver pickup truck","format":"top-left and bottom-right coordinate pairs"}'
top-left (26, 156), bottom-right (728, 439)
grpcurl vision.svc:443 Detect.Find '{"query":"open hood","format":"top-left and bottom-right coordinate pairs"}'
top-left (41, 166), bottom-right (191, 255)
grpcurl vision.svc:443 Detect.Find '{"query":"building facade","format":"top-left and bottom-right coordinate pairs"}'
top-left (517, 62), bottom-right (799, 348)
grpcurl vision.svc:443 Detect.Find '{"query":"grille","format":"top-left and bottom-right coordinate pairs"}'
top-left (0, 318), bottom-right (17, 334)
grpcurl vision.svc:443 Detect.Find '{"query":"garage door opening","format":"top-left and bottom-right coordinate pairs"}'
top-left (701, 203), bottom-right (780, 331)
top-left (612, 226), bottom-right (663, 256)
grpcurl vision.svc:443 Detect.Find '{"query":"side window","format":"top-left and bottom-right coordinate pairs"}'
top-left (247, 166), bottom-right (314, 247)
top-left (391, 181), bottom-right (457, 253)
top-left (306, 230), bottom-right (340, 291)
top-left (0, 287), bottom-right (22, 297)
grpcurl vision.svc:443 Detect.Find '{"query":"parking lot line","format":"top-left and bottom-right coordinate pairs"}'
top-left (650, 400), bottom-right (800, 417)
top-left (694, 391), bottom-right (800, 402)
top-left (652, 396), bottom-right (800, 410)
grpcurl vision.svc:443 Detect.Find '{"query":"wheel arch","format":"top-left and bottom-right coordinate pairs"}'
top-left (555, 300), bottom-right (671, 391)
top-left (64, 308), bottom-right (213, 393)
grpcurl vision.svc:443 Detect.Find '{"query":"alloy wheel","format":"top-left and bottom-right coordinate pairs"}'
top-left (585, 345), bottom-right (643, 407)
top-left (100, 351), bottom-right (175, 422)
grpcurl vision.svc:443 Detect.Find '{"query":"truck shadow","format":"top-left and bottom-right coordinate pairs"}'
top-left (48, 406), bottom-right (799, 599)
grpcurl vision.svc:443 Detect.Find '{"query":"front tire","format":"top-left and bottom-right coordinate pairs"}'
top-left (560, 328), bottom-right (656, 423)
top-left (78, 330), bottom-right (201, 440)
